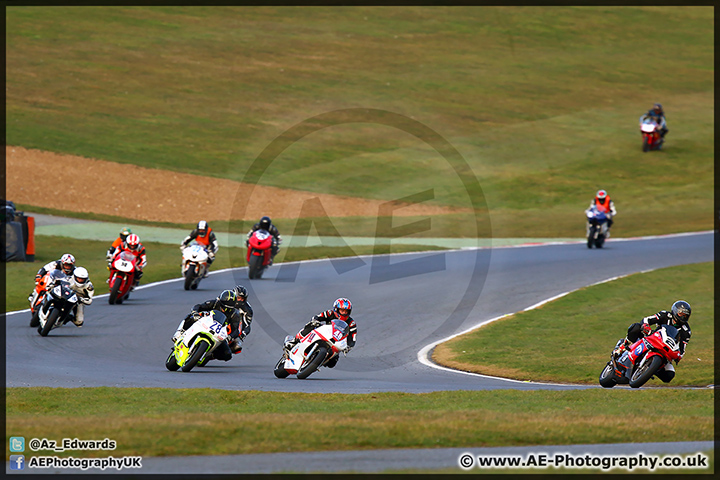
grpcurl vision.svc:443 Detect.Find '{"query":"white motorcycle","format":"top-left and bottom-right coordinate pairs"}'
top-left (181, 243), bottom-right (210, 290)
top-left (165, 311), bottom-right (229, 372)
top-left (274, 319), bottom-right (349, 379)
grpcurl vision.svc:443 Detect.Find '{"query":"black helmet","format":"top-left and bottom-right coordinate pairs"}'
top-left (233, 285), bottom-right (248, 303)
top-left (217, 290), bottom-right (238, 310)
top-left (670, 300), bottom-right (691, 325)
top-left (259, 216), bottom-right (271, 231)
top-left (653, 103), bottom-right (663, 114)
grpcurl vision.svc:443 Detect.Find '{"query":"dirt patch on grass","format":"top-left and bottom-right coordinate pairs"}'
top-left (7, 146), bottom-right (466, 224)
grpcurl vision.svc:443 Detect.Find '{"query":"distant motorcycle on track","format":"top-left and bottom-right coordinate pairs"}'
top-left (108, 251), bottom-right (137, 304)
top-left (586, 206), bottom-right (609, 249)
top-left (640, 118), bottom-right (663, 152)
top-left (181, 243), bottom-right (209, 290)
top-left (246, 229), bottom-right (273, 279)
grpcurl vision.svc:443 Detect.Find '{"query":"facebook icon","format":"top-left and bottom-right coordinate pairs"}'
top-left (10, 455), bottom-right (25, 470)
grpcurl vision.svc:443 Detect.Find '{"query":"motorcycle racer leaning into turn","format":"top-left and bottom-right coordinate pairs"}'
top-left (64, 267), bottom-right (94, 327)
top-left (28, 253), bottom-right (76, 306)
top-left (283, 298), bottom-right (357, 368)
top-left (612, 300), bottom-right (692, 383)
top-left (171, 286), bottom-right (253, 361)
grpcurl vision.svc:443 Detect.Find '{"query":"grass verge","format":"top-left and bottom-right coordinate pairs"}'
top-left (5, 235), bottom-right (444, 312)
top-left (5, 388), bottom-right (714, 459)
top-left (433, 262), bottom-right (714, 386)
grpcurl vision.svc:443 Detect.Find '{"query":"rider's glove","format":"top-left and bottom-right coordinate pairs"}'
top-left (310, 319), bottom-right (322, 328)
top-left (640, 323), bottom-right (652, 336)
top-left (35, 273), bottom-right (42, 284)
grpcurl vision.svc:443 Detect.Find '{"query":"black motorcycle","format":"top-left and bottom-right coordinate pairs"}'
top-left (37, 279), bottom-right (80, 337)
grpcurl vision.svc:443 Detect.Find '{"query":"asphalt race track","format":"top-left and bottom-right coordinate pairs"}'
top-left (6, 231), bottom-right (713, 393)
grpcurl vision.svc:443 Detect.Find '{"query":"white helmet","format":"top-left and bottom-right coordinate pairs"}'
top-left (60, 253), bottom-right (76, 275)
top-left (73, 267), bottom-right (89, 285)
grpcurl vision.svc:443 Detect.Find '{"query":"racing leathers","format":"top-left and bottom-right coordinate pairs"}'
top-left (586, 196), bottom-right (617, 231)
top-left (66, 276), bottom-right (94, 327)
top-left (180, 228), bottom-right (219, 264)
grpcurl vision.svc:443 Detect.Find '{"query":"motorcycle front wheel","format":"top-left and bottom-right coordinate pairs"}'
top-left (587, 226), bottom-right (596, 249)
top-left (599, 362), bottom-right (617, 388)
top-left (642, 136), bottom-right (651, 152)
top-left (39, 308), bottom-right (60, 337)
top-left (297, 346), bottom-right (328, 379)
top-left (109, 277), bottom-right (123, 304)
top-left (181, 339), bottom-right (211, 372)
top-left (248, 255), bottom-right (263, 280)
top-left (273, 356), bottom-right (290, 378)
top-left (184, 267), bottom-right (195, 291)
top-left (629, 355), bottom-right (663, 388)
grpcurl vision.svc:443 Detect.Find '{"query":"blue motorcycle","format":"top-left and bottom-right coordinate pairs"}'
top-left (586, 207), bottom-right (609, 249)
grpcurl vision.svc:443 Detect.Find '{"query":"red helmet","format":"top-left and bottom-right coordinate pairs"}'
top-left (333, 298), bottom-right (352, 321)
top-left (126, 233), bottom-right (140, 251)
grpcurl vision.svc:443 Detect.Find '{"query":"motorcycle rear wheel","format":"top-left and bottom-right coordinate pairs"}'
top-left (297, 346), bottom-right (328, 379)
top-left (181, 339), bottom-right (211, 372)
top-left (273, 357), bottom-right (290, 378)
top-left (599, 362), bottom-right (617, 388)
top-left (629, 355), bottom-right (663, 388)
top-left (165, 351), bottom-right (180, 371)
top-left (39, 308), bottom-right (60, 337)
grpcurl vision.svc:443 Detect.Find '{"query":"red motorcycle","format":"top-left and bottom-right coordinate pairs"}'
top-left (29, 269), bottom-right (66, 327)
top-left (108, 251), bottom-right (137, 304)
top-left (640, 118), bottom-right (663, 152)
top-left (246, 229), bottom-right (273, 279)
top-left (599, 324), bottom-right (683, 388)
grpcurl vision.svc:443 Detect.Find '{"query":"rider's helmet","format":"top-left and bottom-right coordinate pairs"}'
top-left (126, 234), bottom-right (140, 251)
top-left (119, 227), bottom-right (132, 242)
top-left (259, 216), bottom-right (272, 231)
top-left (670, 300), bottom-right (691, 326)
top-left (73, 267), bottom-right (89, 285)
top-left (652, 103), bottom-right (664, 116)
top-left (197, 220), bottom-right (208, 237)
top-left (595, 189), bottom-right (608, 204)
top-left (233, 285), bottom-right (248, 303)
top-left (217, 290), bottom-right (238, 311)
top-left (60, 253), bottom-right (76, 275)
top-left (333, 297), bottom-right (352, 321)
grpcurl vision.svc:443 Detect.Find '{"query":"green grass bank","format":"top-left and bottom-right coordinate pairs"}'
top-left (434, 262), bottom-right (714, 386)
